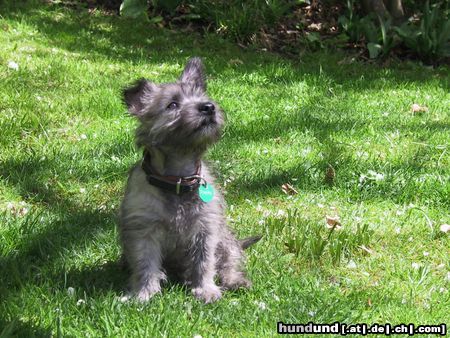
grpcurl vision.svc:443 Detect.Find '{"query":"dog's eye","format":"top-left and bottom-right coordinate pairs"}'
top-left (167, 102), bottom-right (178, 110)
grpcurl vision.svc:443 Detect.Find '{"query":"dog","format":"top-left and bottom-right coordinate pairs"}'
top-left (119, 57), bottom-right (260, 303)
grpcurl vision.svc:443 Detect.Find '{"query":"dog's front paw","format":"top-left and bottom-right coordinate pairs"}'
top-left (192, 284), bottom-right (222, 303)
top-left (134, 283), bottom-right (161, 302)
top-left (222, 277), bottom-right (252, 290)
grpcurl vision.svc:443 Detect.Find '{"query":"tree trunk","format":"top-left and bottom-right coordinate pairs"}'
top-left (363, 0), bottom-right (405, 21)
top-left (386, 0), bottom-right (405, 22)
top-left (362, 0), bottom-right (389, 18)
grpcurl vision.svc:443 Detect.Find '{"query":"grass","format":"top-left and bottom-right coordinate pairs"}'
top-left (0, 2), bottom-right (449, 336)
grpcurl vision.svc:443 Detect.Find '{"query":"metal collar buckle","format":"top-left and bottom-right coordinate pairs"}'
top-left (176, 178), bottom-right (182, 195)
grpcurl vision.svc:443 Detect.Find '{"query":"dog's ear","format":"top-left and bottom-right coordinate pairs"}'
top-left (180, 57), bottom-right (206, 91)
top-left (123, 79), bottom-right (155, 116)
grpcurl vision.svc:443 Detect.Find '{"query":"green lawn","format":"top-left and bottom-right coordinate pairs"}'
top-left (0, 2), bottom-right (449, 337)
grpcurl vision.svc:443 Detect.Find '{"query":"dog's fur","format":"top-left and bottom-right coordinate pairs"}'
top-left (119, 58), bottom-right (258, 303)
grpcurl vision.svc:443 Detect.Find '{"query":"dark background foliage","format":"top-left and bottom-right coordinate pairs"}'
top-left (106, 0), bottom-right (450, 64)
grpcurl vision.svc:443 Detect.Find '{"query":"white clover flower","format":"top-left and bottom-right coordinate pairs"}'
top-left (276, 209), bottom-right (286, 218)
top-left (8, 61), bottom-right (19, 70)
top-left (254, 301), bottom-right (266, 310)
top-left (347, 260), bottom-right (357, 269)
top-left (263, 210), bottom-right (271, 218)
top-left (368, 170), bottom-right (384, 181)
top-left (119, 296), bottom-right (130, 303)
top-left (440, 224), bottom-right (450, 233)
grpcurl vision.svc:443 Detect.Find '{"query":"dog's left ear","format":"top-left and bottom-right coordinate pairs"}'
top-left (180, 57), bottom-right (206, 91)
top-left (123, 79), bottom-right (155, 116)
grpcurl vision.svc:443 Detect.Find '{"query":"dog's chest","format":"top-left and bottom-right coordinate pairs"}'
top-left (166, 193), bottom-right (204, 232)
top-left (161, 195), bottom-right (205, 255)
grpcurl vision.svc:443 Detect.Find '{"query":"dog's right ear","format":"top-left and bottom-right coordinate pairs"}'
top-left (123, 79), bottom-right (155, 116)
top-left (180, 57), bottom-right (206, 92)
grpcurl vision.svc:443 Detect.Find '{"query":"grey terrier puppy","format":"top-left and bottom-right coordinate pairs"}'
top-left (119, 57), bottom-right (260, 303)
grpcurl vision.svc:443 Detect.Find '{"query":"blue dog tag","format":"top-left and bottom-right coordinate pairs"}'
top-left (199, 183), bottom-right (214, 203)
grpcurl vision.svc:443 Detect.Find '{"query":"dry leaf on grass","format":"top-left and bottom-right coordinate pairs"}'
top-left (325, 164), bottom-right (335, 184)
top-left (359, 245), bottom-right (373, 255)
top-left (5, 201), bottom-right (29, 216)
top-left (325, 215), bottom-right (342, 230)
top-left (281, 183), bottom-right (298, 195)
top-left (411, 103), bottom-right (428, 113)
top-left (228, 58), bottom-right (243, 65)
top-left (338, 56), bottom-right (356, 65)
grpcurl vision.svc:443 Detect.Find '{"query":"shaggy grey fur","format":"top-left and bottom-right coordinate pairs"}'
top-left (119, 58), bottom-right (259, 303)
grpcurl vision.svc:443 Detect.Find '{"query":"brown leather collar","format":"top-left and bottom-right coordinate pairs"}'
top-left (141, 150), bottom-right (202, 195)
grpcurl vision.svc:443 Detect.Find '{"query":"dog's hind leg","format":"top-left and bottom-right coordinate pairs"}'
top-left (215, 237), bottom-right (252, 290)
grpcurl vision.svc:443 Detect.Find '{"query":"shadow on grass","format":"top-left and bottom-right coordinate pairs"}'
top-left (0, 156), bottom-right (127, 329)
top-left (0, 319), bottom-right (51, 338)
top-left (63, 260), bottom-right (128, 294)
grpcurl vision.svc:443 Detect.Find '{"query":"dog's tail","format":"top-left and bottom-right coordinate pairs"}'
top-left (239, 235), bottom-right (262, 250)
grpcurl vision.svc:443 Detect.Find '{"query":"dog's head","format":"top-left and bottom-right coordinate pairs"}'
top-left (123, 58), bottom-right (224, 152)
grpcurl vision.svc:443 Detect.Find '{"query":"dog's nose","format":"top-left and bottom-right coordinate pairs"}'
top-left (199, 102), bottom-right (215, 116)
